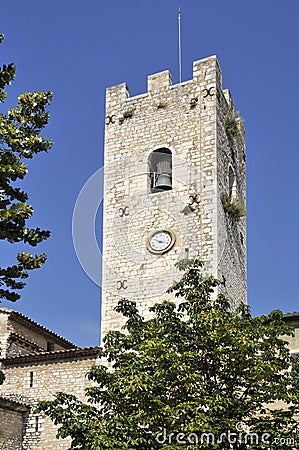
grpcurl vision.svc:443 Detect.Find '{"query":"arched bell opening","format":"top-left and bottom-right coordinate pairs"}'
top-left (148, 148), bottom-right (172, 193)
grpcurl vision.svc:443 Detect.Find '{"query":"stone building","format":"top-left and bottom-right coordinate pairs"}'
top-left (0, 306), bottom-right (100, 449)
top-left (101, 55), bottom-right (246, 339)
top-left (1, 55), bottom-right (294, 449)
top-left (0, 54), bottom-right (246, 449)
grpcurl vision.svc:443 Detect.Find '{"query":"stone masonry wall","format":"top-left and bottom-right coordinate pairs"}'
top-left (0, 313), bottom-right (9, 359)
top-left (0, 406), bottom-right (25, 450)
top-left (9, 320), bottom-right (68, 353)
top-left (216, 86), bottom-right (247, 306)
top-left (101, 55), bottom-right (247, 339)
top-left (0, 354), bottom-right (98, 450)
top-left (284, 319), bottom-right (299, 354)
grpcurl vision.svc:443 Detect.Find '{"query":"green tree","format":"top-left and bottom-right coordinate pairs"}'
top-left (38, 259), bottom-right (299, 449)
top-left (0, 33), bottom-right (52, 303)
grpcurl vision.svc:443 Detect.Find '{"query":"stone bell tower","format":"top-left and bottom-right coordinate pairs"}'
top-left (101, 55), bottom-right (246, 340)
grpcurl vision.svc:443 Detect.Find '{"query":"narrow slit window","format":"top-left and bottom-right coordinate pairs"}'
top-left (228, 166), bottom-right (237, 199)
top-left (30, 371), bottom-right (34, 388)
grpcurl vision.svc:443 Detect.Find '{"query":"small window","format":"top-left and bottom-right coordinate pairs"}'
top-left (148, 148), bottom-right (172, 193)
top-left (47, 342), bottom-right (55, 352)
top-left (35, 416), bottom-right (39, 432)
top-left (30, 371), bottom-right (34, 388)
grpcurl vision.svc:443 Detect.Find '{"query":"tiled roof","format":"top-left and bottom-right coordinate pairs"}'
top-left (1, 345), bottom-right (102, 365)
top-left (283, 312), bottom-right (299, 320)
top-left (9, 332), bottom-right (44, 351)
top-left (0, 396), bottom-right (30, 412)
top-left (0, 307), bottom-right (77, 348)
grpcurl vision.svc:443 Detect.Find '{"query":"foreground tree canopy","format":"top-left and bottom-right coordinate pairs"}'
top-left (39, 259), bottom-right (299, 449)
top-left (0, 33), bottom-right (52, 302)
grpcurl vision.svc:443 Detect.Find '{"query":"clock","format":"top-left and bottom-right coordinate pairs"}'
top-left (147, 230), bottom-right (175, 254)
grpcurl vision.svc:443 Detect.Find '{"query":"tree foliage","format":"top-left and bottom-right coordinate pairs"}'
top-left (38, 259), bottom-right (299, 449)
top-left (0, 33), bottom-right (52, 302)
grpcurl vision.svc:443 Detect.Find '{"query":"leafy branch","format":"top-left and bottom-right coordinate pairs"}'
top-left (0, 33), bottom-right (53, 302)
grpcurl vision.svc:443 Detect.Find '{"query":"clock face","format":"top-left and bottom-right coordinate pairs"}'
top-left (148, 230), bottom-right (175, 254)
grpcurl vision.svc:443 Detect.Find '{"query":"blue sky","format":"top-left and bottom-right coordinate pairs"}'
top-left (1, 0), bottom-right (299, 347)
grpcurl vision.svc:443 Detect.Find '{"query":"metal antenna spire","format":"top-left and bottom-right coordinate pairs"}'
top-left (178, 7), bottom-right (182, 83)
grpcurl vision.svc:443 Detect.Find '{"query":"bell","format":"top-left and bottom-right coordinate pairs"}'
top-left (155, 173), bottom-right (172, 190)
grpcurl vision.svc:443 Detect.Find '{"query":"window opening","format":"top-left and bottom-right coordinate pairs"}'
top-left (47, 342), bottom-right (55, 352)
top-left (148, 148), bottom-right (172, 193)
top-left (228, 166), bottom-right (236, 199)
top-left (30, 371), bottom-right (34, 388)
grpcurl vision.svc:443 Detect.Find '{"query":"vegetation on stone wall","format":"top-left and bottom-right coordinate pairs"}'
top-left (221, 193), bottom-right (246, 221)
top-left (0, 34), bottom-right (52, 302)
top-left (225, 108), bottom-right (244, 138)
top-left (38, 259), bottom-right (299, 449)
